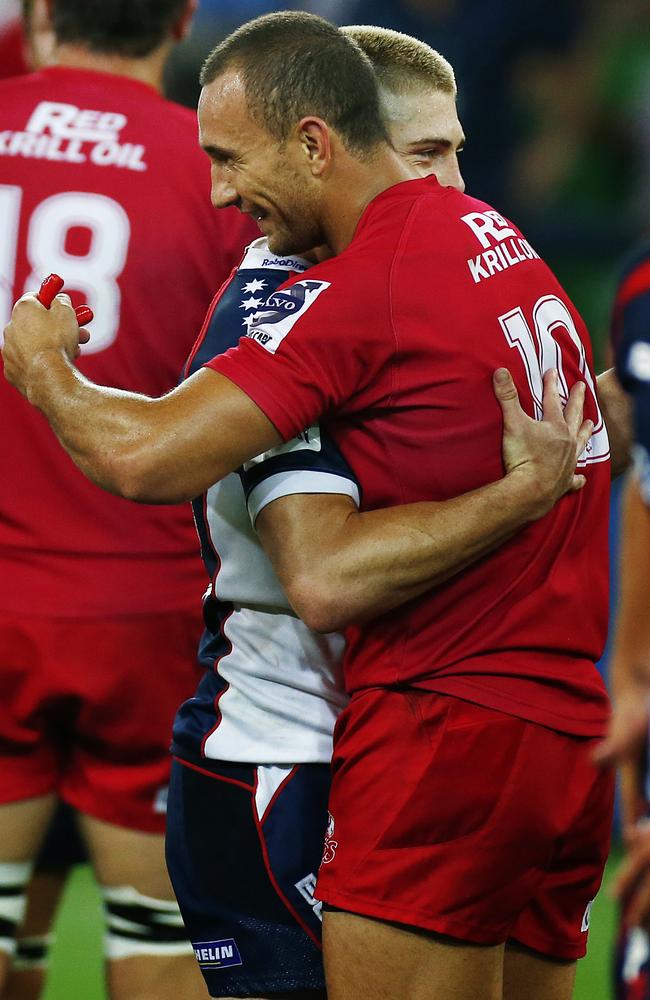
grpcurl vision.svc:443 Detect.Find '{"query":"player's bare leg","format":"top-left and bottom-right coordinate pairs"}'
top-left (323, 910), bottom-right (503, 1000)
top-left (0, 795), bottom-right (57, 993)
top-left (503, 941), bottom-right (576, 1000)
top-left (3, 870), bottom-right (67, 1000)
top-left (79, 814), bottom-right (205, 1000)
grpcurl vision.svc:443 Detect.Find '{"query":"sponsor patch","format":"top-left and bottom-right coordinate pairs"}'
top-left (581, 899), bottom-right (594, 932)
top-left (261, 256), bottom-right (309, 271)
top-left (461, 209), bottom-right (517, 249)
top-left (193, 938), bottom-right (242, 969)
top-left (0, 101), bottom-right (147, 171)
top-left (246, 279), bottom-right (331, 354)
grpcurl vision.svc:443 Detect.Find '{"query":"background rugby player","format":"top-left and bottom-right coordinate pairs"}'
top-left (0, 1), bottom-right (254, 997)
top-left (595, 243), bottom-right (650, 999)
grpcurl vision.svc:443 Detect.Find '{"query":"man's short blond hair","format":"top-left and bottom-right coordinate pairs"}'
top-left (342, 25), bottom-right (456, 97)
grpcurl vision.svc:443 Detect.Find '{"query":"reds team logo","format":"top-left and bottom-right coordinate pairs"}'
top-left (321, 811), bottom-right (338, 865)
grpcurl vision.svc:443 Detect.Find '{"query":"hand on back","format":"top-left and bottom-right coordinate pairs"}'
top-left (493, 366), bottom-right (593, 521)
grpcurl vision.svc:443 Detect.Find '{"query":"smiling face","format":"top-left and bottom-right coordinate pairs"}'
top-left (384, 86), bottom-right (465, 191)
top-left (198, 68), bottom-right (326, 256)
top-left (199, 65), bottom-right (466, 258)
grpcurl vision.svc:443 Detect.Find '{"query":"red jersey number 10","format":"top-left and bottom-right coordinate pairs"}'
top-left (499, 293), bottom-right (609, 467)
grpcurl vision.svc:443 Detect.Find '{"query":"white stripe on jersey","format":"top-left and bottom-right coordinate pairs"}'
top-left (203, 606), bottom-right (346, 764)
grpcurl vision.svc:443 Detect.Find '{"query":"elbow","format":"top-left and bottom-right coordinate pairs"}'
top-left (285, 572), bottom-right (350, 634)
top-left (95, 449), bottom-right (150, 502)
top-left (99, 446), bottom-right (181, 504)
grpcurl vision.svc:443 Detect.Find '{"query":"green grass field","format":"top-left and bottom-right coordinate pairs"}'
top-left (41, 850), bottom-right (623, 999)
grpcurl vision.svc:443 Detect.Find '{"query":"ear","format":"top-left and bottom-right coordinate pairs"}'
top-left (297, 117), bottom-right (331, 177)
top-left (172, 0), bottom-right (197, 42)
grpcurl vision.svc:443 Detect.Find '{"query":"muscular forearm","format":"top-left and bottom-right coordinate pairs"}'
top-left (22, 348), bottom-right (282, 504)
top-left (25, 348), bottom-right (164, 497)
top-left (597, 367), bottom-right (632, 478)
top-left (258, 469), bottom-right (549, 632)
top-left (611, 477), bottom-right (650, 685)
top-left (596, 476), bottom-right (650, 774)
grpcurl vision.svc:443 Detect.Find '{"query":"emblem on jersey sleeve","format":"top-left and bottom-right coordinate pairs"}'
top-left (246, 280), bottom-right (331, 354)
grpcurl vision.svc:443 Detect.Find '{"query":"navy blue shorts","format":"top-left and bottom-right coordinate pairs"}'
top-left (166, 757), bottom-right (329, 998)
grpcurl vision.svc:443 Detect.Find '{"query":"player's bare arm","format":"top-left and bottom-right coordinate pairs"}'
top-left (612, 818), bottom-right (650, 929)
top-left (3, 292), bottom-right (590, 530)
top-left (256, 369), bottom-right (592, 632)
top-left (608, 477), bottom-right (650, 924)
top-left (597, 367), bottom-right (632, 477)
top-left (2, 293), bottom-right (284, 503)
top-left (595, 475), bottom-right (650, 768)
top-left (4, 294), bottom-right (591, 633)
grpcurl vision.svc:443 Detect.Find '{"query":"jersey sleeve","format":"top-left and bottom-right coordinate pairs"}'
top-left (613, 245), bottom-right (650, 503)
top-left (239, 424), bottom-right (361, 525)
top-left (207, 272), bottom-right (391, 440)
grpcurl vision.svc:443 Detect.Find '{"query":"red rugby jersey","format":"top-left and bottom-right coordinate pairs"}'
top-left (0, 66), bottom-right (256, 615)
top-left (212, 175), bottom-right (611, 736)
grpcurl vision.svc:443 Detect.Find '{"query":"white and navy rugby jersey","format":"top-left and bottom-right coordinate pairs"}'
top-left (613, 242), bottom-right (650, 503)
top-left (172, 239), bottom-right (358, 766)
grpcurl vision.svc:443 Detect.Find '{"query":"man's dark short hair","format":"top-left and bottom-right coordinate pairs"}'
top-left (50, 0), bottom-right (187, 58)
top-left (200, 11), bottom-right (388, 158)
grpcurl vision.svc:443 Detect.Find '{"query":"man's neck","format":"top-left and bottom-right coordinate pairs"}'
top-left (54, 42), bottom-right (171, 93)
top-left (320, 147), bottom-right (415, 256)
